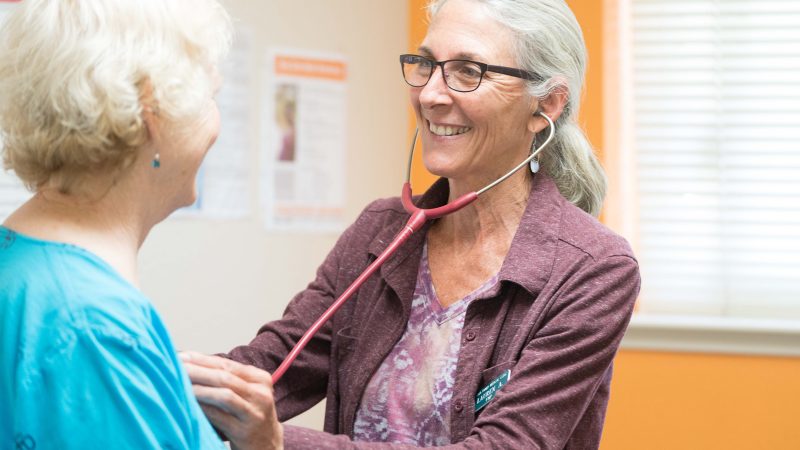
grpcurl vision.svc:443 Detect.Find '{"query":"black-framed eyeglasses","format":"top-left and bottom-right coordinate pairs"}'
top-left (399, 54), bottom-right (541, 93)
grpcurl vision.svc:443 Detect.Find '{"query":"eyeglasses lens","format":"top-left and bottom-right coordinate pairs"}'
top-left (402, 56), bottom-right (433, 87)
top-left (444, 60), bottom-right (482, 92)
top-left (402, 56), bottom-right (483, 92)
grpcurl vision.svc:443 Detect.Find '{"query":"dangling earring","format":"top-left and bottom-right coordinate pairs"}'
top-left (529, 135), bottom-right (540, 173)
top-left (146, 103), bottom-right (161, 168)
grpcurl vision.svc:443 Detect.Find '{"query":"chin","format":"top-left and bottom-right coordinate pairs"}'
top-left (184, 189), bottom-right (199, 208)
top-left (422, 155), bottom-right (464, 180)
top-left (171, 187), bottom-right (198, 211)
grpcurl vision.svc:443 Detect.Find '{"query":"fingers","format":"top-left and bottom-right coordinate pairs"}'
top-left (184, 363), bottom-right (259, 420)
top-left (181, 352), bottom-right (277, 422)
top-left (192, 384), bottom-right (253, 421)
top-left (181, 352), bottom-right (284, 450)
top-left (197, 402), bottom-right (238, 434)
top-left (181, 353), bottom-right (275, 403)
top-left (191, 379), bottom-right (276, 420)
top-left (181, 351), bottom-right (273, 386)
top-left (185, 360), bottom-right (249, 393)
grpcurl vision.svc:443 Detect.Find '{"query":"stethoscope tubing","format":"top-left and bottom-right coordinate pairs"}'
top-left (271, 112), bottom-right (555, 383)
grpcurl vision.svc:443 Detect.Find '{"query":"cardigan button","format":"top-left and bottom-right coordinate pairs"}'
top-left (454, 400), bottom-right (464, 412)
top-left (465, 331), bottom-right (476, 341)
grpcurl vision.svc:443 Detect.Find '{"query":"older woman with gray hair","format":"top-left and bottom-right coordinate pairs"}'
top-left (0, 1), bottom-right (280, 448)
top-left (186, 0), bottom-right (640, 448)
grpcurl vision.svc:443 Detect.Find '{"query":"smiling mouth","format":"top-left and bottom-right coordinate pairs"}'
top-left (428, 121), bottom-right (471, 137)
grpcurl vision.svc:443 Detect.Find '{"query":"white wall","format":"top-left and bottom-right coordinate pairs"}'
top-left (139, 0), bottom-right (409, 430)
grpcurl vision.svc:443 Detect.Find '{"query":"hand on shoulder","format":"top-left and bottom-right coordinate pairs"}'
top-left (180, 351), bottom-right (284, 450)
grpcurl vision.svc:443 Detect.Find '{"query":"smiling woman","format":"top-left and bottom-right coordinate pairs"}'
top-left (409, 2), bottom-right (546, 205)
top-left (183, 0), bottom-right (640, 448)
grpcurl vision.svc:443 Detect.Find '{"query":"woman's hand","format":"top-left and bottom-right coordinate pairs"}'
top-left (180, 351), bottom-right (283, 450)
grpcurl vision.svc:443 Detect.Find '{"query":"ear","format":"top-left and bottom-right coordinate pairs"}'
top-left (527, 85), bottom-right (568, 134)
top-left (141, 105), bottom-right (159, 142)
top-left (139, 79), bottom-right (161, 143)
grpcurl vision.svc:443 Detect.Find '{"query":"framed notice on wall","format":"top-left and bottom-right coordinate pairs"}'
top-left (260, 49), bottom-right (348, 232)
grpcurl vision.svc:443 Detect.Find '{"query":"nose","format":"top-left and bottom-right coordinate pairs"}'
top-left (417, 65), bottom-right (452, 108)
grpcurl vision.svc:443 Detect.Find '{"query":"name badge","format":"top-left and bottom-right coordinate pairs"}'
top-left (475, 369), bottom-right (511, 412)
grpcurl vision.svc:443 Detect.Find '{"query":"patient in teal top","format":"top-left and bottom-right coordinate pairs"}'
top-left (0, 228), bottom-right (224, 449)
top-left (0, 1), bottom-right (278, 448)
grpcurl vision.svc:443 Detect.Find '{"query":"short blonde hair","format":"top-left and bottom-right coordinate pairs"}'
top-left (0, 0), bottom-right (232, 192)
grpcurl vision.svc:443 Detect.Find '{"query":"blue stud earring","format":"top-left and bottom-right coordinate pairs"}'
top-left (152, 153), bottom-right (160, 169)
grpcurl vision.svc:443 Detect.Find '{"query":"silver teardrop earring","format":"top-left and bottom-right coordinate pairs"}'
top-left (529, 135), bottom-right (540, 173)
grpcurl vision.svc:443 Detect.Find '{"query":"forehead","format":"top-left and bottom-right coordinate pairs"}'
top-left (421, 0), bottom-right (516, 64)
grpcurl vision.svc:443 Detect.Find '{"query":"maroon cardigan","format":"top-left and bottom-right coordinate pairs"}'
top-left (226, 174), bottom-right (640, 449)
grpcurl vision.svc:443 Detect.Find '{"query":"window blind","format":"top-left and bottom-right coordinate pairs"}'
top-left (631, 0), bottom-right (800, 320)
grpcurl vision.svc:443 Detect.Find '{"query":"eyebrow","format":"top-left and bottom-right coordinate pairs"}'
top-left (417, 46), bottom-right (482, 62)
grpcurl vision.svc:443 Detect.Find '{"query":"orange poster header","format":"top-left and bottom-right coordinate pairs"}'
top-left (275, 55), bottom-right (347, 81)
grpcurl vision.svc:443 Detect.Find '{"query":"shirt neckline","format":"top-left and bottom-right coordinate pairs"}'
top-left (0, 224), bottom-right (142, 295)
top-left (419, 242), bottom-right (499, 325)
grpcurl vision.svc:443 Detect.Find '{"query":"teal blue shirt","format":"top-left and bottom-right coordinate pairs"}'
top-left (0, 226), bottom-right (225, 449)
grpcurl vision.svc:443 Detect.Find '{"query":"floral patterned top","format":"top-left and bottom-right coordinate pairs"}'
top-left (353, 244), bottom-right (499, 446)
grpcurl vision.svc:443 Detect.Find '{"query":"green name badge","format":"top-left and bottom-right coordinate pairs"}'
top-left (475, 369), bottom-right (511, 412)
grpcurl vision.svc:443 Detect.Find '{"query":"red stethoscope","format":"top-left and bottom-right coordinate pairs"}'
top-left (271, 112), bottom-right (555, 383)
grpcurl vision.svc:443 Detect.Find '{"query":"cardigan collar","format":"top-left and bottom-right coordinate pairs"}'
top-left (368, 173), bottom-right (563, 303)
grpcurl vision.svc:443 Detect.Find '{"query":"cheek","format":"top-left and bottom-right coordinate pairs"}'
top-left (209, 111), bottom-right (221, 146)
top-left (487, 97), bottom-right (531, 132)
top-left (208, 101), bottom-right (221, 136)
top-left (409, 88), bottom-right (423, 115)
top-left (195, 104), bottom-right (221, 154)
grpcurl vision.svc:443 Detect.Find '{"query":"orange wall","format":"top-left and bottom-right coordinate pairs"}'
top-left (408, 0), bottom-right (438, 190)
top-left (408, 1), bottom-right (800, 449)
top-left (565, 0), bottom-right (604, 160)
top-left (604, 350), bottom-right (800, 449)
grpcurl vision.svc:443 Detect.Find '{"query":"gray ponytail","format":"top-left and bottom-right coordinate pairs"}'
top-left (427, 0), bottom-right (607, 216)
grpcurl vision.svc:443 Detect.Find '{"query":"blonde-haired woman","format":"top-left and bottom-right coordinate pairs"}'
top-left (0, 1), bottom-right (278, 448)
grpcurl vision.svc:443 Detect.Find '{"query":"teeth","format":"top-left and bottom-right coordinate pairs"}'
top-left (429, 123), bottom-right (471, 136)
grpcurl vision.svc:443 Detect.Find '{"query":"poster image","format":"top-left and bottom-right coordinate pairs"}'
top-left (275, 84), bottom-right (297, 163)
